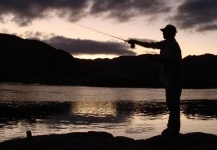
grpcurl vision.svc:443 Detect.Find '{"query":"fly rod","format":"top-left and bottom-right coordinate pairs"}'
top-left (77, 24), bottom-right (135, 48)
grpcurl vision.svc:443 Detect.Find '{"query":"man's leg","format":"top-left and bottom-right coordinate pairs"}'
top-left (162, 85), bottom-right (182, 135)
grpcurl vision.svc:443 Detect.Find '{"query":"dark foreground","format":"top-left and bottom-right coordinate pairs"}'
top-left (0, 131), bottom-right (217, 150)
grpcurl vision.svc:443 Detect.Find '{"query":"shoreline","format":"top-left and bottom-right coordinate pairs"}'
top-left (0, 131), bottom-right (217, 150)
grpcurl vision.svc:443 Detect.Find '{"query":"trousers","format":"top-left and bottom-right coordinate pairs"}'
top-left (165, 85), bottom-right (182, 132)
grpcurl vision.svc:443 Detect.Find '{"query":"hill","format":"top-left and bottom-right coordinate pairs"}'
top-left (183, 54), bottom-right (217, 88)
top-left (0, 33), bottom-right (217, 88)
top-left (0, 33), bottom-right (77, 84)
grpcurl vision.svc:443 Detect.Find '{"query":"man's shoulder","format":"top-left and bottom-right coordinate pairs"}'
top-left (167, 39), bottom-right (180, 48)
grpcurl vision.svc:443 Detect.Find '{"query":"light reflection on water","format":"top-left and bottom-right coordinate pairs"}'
top-left (0, 83), bottom-right (217, 142)
top-left (72, 101), bottom-right (117, 117)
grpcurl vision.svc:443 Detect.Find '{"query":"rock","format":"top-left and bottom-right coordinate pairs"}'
top-left (26, 130), bottom-right (32, 140)
top-left (0, 132), bottom-right (217, 150)
top-left (137, 132), bottom-right (217, 150)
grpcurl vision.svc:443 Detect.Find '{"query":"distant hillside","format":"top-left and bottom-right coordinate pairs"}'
top-left (183, 54), bottom-right (217, 88)
top-left (0, 33), bottom-right (77, 84)
top-left (77, 55), bottom-right (161, 87)
top-left (0, 33), bottom-right (217, 88)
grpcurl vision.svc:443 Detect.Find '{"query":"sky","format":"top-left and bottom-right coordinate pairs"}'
top-left (0, 0), bottom-right (217, 59)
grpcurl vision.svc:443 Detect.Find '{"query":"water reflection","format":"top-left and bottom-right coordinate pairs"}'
top-left (182, 100), bottom-right (217, 120)
top-left (1, 100), bottom-right (217, 126)
top-left (0, 100), bottom-right (217, 142)
top-left (72, 101), bottom-right (117, 117)
top-left (116, 101), bottom-right (168, 117)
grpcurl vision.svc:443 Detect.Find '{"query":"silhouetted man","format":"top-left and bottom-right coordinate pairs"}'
top-left (128, 24), bottom-right (183, 135)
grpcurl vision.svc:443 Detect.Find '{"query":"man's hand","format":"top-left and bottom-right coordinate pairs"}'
top-left (127, 39), bottom-right (153, 49)
top-left (127, 39), bottom-right (136, 44)
top-left (127, 39), bottom-right (136, 48)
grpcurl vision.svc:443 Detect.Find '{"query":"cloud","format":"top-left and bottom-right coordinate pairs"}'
top-left (0, 0), bottom-right (89, 26)
top-left (21, 31), bottom-right (56, 40)
top-left (3, 30), bottom-right (136, 56)
top-left (170, 0), bottom-right (217, 32)
top-left (0, 0), bottom-right (171, 26)
top-left (44, 36), bottom-right (136, 56)
top-left (90, 0), bottom-right (171, 22)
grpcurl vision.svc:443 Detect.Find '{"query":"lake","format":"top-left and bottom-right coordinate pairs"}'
top-left (0, 83), bottom-right (217, 142)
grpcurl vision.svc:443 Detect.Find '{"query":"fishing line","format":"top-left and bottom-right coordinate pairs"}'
top-left (76, 24), bottom-right (157, 54)
top-left (77, 24), bottom-right (127, 42)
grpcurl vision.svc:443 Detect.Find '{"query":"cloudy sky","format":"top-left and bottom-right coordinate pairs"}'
top-left (0, 0), bottom-right (217, 59)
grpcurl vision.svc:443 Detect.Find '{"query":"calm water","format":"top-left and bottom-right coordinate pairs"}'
top-left (0, 83), bottom-right (217, 142)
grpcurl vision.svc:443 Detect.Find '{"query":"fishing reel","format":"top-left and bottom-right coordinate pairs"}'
top-left (130, 43), bottom-right (135, 48)
top-left (127, 40), bottom-right (135, 48)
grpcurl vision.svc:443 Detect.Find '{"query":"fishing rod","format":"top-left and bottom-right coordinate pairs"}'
top-left (77, 24), bottom-right (135, 48)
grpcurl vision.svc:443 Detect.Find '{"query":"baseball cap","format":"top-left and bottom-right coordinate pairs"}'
top-left (160, 24), bottom-right (177, 33)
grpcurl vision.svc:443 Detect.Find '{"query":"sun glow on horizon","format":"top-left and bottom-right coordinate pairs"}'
top-left (73, 54), bottom-right (119, 60)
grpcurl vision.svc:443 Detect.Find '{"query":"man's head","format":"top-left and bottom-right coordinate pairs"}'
top-left (160, 24), bottom-right (177, 39)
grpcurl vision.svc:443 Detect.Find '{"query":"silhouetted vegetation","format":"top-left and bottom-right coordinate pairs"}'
top-left (1, 33), bottom-right (217, 88)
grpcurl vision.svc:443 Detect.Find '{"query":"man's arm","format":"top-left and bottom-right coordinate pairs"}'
top-left (127, 39), bottom-right (154, 48)
top-left (128, 39), bottom-right (164, 50)
top-left (128, 39), bottom-right (171, 63)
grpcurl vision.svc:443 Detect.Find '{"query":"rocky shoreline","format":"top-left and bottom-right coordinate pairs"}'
top-left (0, 131), bottom-right (217, 150)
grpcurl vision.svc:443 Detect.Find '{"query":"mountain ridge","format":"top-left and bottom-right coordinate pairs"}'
top-left (0, 33), bottom-right (217, 88)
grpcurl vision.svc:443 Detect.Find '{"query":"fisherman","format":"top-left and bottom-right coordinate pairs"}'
top-left (128, 24), bottom-right (183, 135)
